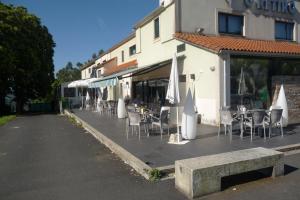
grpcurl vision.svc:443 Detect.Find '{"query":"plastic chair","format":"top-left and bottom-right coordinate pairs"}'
top-left (218, 109), bottom-right (239, 140)
top-left (127, 112), bottom-right (149, 140)
top-left (151, 107), bottom-right (170, 139)
top-left (244, 110), bottom-right (266, 141)
top-left (264, 109), bottom-right (283, 138)
top-left (127, 105), bottom-right (135, 112)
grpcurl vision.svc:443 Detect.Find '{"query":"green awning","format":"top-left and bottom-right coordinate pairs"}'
top-left (89, 78), bottom-right (117, 88)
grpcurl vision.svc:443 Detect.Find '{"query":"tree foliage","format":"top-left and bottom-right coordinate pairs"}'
top-left (56, 62), bottom-right (81, 83)
top-left (98, 49), bottom-right (104, 56)
top-left (92, 53), bottom-right (97, 59)
top-left (0, 2), bottom-right (55, 113)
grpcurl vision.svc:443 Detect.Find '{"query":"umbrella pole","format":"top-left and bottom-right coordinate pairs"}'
top-left (81, 87), bottom-right (83, 109)
top-left (177, 106), bottom-right (180, 143)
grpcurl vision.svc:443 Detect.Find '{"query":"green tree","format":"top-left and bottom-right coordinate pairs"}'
top-left (98, 49), bottom-right (104, 56)
top-left (76, 62), bottom-right (83, 68)
top-left (56, 62), bottom-right (81, 83)
top-left (0, 2), bottom-right (55, 113)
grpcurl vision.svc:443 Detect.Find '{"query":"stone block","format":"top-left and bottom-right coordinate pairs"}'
top-left (175, 147), bottom-right (284, 199)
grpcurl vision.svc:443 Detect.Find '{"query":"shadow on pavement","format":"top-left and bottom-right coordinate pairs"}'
top-left (221, 164), bottom-right (298, 191)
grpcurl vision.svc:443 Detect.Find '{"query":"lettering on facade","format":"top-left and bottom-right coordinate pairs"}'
top-left (244, 0), bottom-right (296, 14)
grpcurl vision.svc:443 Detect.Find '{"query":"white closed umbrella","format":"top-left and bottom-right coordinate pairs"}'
top-left (86, 91), bottom-right (90, 101)
top-left (96, 97), bottom-right (101, 112)
top-left (155, 90), bottom-right (160, 103)
top-left (276, 84), bottom-right (288, 127)
top-left (85, 91), bottom-right (90, 109)
top-left (238, 67), bottom-right (248, 105)
top-left (96, 89), bottom-right (102, 112)
top-left (166, 53), bottom-right (181, 142)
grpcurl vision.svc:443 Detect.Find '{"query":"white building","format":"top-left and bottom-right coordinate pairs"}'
top-left (79, 0), bottom-right (300, 125)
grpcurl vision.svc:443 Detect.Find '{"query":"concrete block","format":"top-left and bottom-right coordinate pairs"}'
top-left (175, 147), bottom-right (284, 199)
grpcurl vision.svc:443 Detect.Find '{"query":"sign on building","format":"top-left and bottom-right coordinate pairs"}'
top-left (244, 0), bottom-right (296, 14)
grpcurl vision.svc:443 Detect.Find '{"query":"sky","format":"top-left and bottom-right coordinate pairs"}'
top-left (2, 0), bottom-right (158, 72)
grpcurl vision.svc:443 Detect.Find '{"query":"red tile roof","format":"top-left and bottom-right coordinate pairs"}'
top-left (104, 59), bottom-right (137, 76)
top-left (175, 32), bottom-right (300, 55)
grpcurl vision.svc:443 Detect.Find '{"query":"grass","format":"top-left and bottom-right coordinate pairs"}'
top-left (148, 168), bottom-right (163, 182)
top-left (0, 115), bottom-right (16, 126)
top-left (67, 115), bottom-right (82, 128)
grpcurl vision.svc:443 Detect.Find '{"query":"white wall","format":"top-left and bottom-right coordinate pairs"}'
top-left (81, 63), bottom-right (96, 79)
top-left (179, 0), bottom-right (300, 42)
top-left (137, 3), bottom-right (177, 67)
top-left (180, 44), bottom-right (221, 125)
top-left (109, 37), bottom-right (137, 65)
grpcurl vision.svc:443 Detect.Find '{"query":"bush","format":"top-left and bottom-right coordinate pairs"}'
top-left (149, 169), bottom-right (163, 181)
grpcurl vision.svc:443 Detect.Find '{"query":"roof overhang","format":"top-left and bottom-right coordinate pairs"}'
top-left (219, 50), bottom-right (300, 58)
top-left (175, 32), bottom-right (300, 58)
top-left (88, 55), bottom-right (185, 88)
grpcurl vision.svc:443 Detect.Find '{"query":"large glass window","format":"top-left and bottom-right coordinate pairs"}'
top-left (230, 57), bottom-right (300, 109)
top-left (132, 79), bottom-right (169, 106)
top-left (275, 21), bottom-right (294, 41)
top-left (218, 13), bottom-right (243, 35)
top-left (154, 18), bottom-right (160, 39)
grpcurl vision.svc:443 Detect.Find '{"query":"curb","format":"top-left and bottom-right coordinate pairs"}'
top-left (64, 110), bottom-right (152, 180)
top-left (272, 143), bottom-right (300, 152)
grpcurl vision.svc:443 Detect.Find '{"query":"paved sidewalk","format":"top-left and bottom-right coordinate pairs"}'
top-left (0, 114), bottom-right (185, 200)
top-left (1, 114), bottom-right (300, 200)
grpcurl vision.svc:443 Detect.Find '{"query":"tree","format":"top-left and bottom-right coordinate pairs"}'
top-left (98, 49), bottom-right (104, 56)
top-left (0, 3), bottom-right (55, 113)
top-left (76, 62), bottom-right (83, 68)
top-left (56, 62), bottom-right (81, 83)
top-left (92, 53), bottom-right (97, 59)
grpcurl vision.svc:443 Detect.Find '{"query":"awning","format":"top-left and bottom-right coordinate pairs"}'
top-left (68, 78), bottom-right (98, 88)
top-left (89, 78), bottom-right (117, 88)
top-left (88, 69), bottom-right (135, 88)
top-left (88, 57), bottom-right (184, 88)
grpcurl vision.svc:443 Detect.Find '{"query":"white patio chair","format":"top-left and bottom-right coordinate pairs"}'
top-left (127, 112), bottom-right (149, 140)
top-left (264, 109), bottom-right (283, 138)
top-left (244, 110), bottom-right (266, 141)
top-left (151, 106), bottom-right (170, 139)
top-left (218, 109), bottom-right (239, 140)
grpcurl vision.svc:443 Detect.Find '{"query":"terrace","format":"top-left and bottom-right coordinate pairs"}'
top-left (69, 109), bottom-right (300, 170)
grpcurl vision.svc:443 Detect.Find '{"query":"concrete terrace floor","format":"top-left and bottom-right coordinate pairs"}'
top-left (72, 109), bottom-right (300, 168)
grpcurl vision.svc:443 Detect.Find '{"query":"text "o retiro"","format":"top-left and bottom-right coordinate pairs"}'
top-left (244, 0), bottom-right (296, 14)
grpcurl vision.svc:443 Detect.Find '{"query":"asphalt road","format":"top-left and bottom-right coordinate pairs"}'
top-left (0, 114), bottom-right (300, 200)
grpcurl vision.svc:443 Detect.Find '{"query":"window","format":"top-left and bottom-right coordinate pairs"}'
top-left (121, 50), bottom-right (124, 62)
top-left (230, 57), bottom-right (300, 110)
top-left (275, 21), bottom-right (294, 41)
top-left (129, 45), bottom-right (136, 56)
top-left (179, 75), bottom-right (186, 82)
top-left (218, 13), bottom-right (243, 35)
top-left (177, 44), bottom-right (186, 53)
top-left (154, 18), bottom-right (160, 39)
top-left (88, 68), bottom-right (91, 74)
